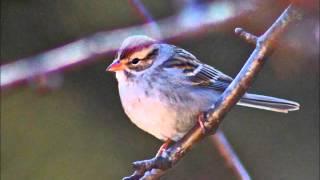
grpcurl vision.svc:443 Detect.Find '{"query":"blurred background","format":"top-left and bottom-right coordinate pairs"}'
top-left (1, 0), bottom-right (319, 179)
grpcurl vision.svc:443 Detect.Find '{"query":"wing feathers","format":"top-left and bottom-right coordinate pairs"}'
top-left (161, 47), bottom-right (233, 92)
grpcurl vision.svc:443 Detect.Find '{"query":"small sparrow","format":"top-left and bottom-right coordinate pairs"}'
top-left (107, 35), bottom-right (299, 151)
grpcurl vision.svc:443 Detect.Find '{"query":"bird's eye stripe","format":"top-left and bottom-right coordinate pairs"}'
top-left (127, 48), bottom-right (158, 66)
top-left (126, 49), bottom-right (156, 72)
top-left (145, 48), bottom-right (159, 59)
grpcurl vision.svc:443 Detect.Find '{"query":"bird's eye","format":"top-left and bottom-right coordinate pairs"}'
top-left (131, 58), bottom-right (140, 65)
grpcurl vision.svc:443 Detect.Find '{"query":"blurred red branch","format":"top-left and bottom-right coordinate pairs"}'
top-left (1, 1), bottom-right (253, 90)
top-left (123, 4), bottom-right (303, 180)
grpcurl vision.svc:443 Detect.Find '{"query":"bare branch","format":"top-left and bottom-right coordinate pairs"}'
top-left (210, 130), bottom-right (251, 180)
top-left (123, 4), bottom-right (303, 180)
top-left (1, 1), bottom-right (253, 90)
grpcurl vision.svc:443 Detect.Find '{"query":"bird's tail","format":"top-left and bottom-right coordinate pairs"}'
top-left (237, 93), bottom-right (300, 113)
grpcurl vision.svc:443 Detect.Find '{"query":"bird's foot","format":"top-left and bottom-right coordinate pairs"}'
top-left (123, 140), bottom-right (173, 180)
top-left (197, 112), bottom-right (209, 134)
top-left (122, 155), bottom-right (171, 180)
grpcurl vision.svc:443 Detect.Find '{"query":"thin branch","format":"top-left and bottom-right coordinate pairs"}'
top-left (210, 130), bottom-right (251, 180)
top-left (1, 1), bottom-right (253, 90)
top-left (234, 28), bottom-right (258, 45)
top-left (128, 0), bottom-right (161, 39)
top-left (129, 0), bottom-right (155, 24)
top-left (123, 4), bottom-right (303, 180)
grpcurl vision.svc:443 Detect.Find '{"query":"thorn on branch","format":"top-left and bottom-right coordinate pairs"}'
top-left (234, 27), bottom-right (258, 44)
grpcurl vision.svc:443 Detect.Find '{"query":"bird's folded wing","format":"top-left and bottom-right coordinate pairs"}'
top-left (187, 64), bottom-right (233, 92)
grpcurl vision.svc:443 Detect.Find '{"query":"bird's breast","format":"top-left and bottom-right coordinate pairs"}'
top-left (117, 80), bottom-right (199, 141)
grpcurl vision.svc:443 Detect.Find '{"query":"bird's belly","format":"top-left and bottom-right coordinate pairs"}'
top-left (118, 85), bottom-right (197, 141)
top-left (126, 98), bottom-right (182, 141)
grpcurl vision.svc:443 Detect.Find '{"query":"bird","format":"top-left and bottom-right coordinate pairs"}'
top-left (106, 35), bottom-right (299, 154)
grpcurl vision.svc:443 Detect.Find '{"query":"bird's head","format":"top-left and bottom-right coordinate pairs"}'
top-left (106, 35), bottom-right (160, 75)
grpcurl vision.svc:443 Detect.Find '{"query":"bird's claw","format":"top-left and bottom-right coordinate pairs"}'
top-left (197, 112), bottom-right (209, 134)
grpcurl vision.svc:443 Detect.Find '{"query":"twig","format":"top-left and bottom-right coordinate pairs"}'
top-left (123, 4), bottom-right (303, 180)
top-left (210, 130), bottom-right (251, 180)
top-left (128, 0), bottom-right (161, 39)
top-left (129, 0), bottom-right (154, 24)
top-left (234, 28), bottom-right (258, 45)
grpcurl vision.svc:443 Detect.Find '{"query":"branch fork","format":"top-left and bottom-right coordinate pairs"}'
top-left (234, 28), bottom-right (258, 44)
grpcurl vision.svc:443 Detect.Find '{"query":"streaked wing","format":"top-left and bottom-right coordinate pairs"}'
top-left (161, 46), bottom-right (233, 92)
top-left (188, 64), bottom-right (233, 92)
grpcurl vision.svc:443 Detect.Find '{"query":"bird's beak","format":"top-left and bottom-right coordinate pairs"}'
top-left (106, 59), bottom-right (125, 72)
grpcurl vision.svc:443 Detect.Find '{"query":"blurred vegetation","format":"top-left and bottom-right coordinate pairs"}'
top-left (1, 0), bottom-right (319, 179)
